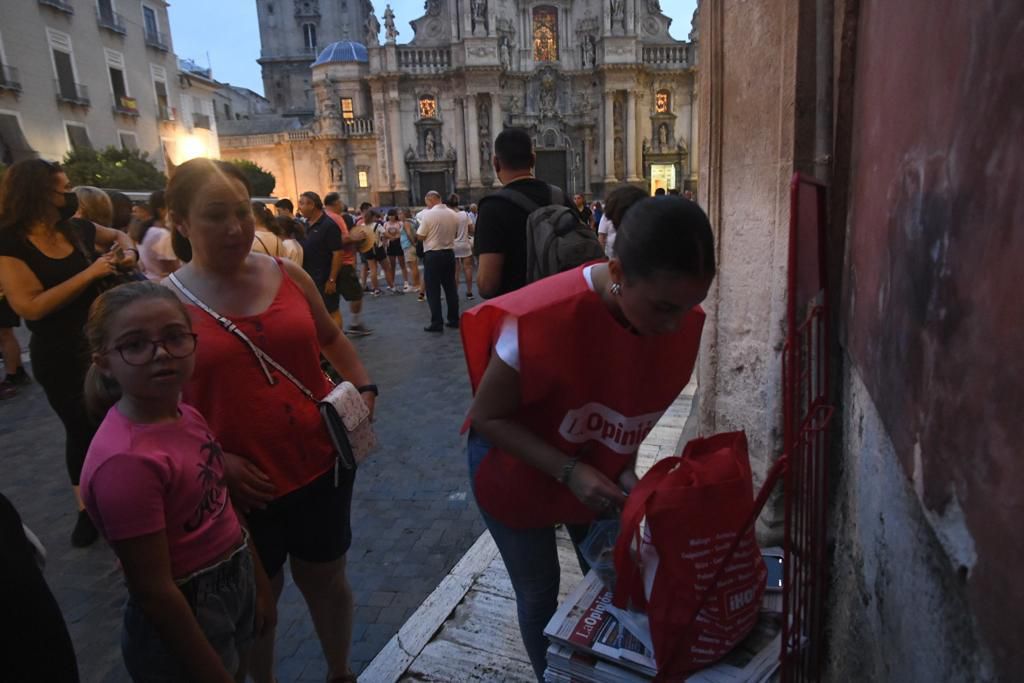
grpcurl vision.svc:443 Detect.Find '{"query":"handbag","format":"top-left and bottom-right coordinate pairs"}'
top-left (168, 273), bottom-right (376, 478)
top-left (612, 431), bottom-right (777, 680)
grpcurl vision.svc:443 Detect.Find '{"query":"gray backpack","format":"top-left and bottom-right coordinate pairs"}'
top-left (494, 185), bottom-right (606, 283)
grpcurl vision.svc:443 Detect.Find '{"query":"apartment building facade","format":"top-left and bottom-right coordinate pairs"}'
top-left (0, 0), bottom-right (215, 169)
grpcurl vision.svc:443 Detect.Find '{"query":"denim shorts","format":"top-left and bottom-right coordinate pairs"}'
top-left (121, 540), bottom-right (256, 682)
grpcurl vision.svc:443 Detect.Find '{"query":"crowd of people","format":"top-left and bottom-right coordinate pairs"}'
top-left (0, 127), bottom-right (709, 683)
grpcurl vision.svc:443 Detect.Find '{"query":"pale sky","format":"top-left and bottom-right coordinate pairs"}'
top-left (167, 0), bottom-right (698, 95)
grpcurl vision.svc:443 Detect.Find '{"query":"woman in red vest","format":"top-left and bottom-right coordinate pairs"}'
top-left (462, 196), bottom-right (715, 680)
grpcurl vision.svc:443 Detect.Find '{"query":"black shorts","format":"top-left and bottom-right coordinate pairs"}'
top-left (364, 245), bottom-right (387, 261)
top-left (337, 264), bottom-right (363, 302)
top-left (386, 240), bottom-right (404, 257)
top-left (0, 298), bottom-right (19, 328)
top-left (320, 288), bottom-right (340, 314)
top-left (246, 467), bottom-right (356, 578)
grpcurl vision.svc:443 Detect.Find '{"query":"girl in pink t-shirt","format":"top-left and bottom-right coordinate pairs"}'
top-left (80, 281), bottom-right (274, 683)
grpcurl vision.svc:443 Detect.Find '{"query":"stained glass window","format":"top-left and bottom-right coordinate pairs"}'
top-left (656, 90), bottom-right (671, 113)
top-left (533, 6), bottom-right (558, 62)
top-left (419, 96), bottom-right (437, 119)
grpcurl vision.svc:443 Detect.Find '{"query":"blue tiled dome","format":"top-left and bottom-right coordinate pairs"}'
top-left (312, 41), bottom-right (369, 66)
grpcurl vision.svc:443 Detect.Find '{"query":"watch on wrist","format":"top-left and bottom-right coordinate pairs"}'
top-left (357, 384), bottom-right (378, 396)
top-left (559, 458), bottom-right (579, 485)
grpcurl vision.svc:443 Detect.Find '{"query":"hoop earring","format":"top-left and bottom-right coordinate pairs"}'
top-left (610, 282), bottom-right (622, 296)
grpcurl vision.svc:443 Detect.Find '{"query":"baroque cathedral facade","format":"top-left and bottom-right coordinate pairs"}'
top-left (221, 0), bottom-right (697, 204)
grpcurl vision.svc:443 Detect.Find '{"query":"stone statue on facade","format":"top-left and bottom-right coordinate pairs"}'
top-left (658, 123), bottom-right (669, 149)
top-left (471, 0), bottom-right (488, 35)
top-left (365, 3), bottom-right (381, 46)
top-left (499, 36), bottom-right (512, 71)
top-left (478, 100), bottom-right (490, 135)
top-left (424, 0), bottom-right (441, 17)
top-left (384, 5), bottom-right (399, 42)
top-left (540, 73), bottom-right (557, 113)
top-left (405, 145), bottom-right (417, 162)
top-left (480, 137), bottom-right (492, 171)
top-left (425, 130), bottom-right (437, 159)
top-left (329, 158), bottom-right (343, 184)
top-left (611, 0), bottom-right (625, 27)
top-left (582, 35), bottom-right (596, 68)
top-left (646, 0), bottom-right (662, 13)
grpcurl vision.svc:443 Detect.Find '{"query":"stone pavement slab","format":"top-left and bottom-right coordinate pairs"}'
top-left (0, 287), bottom-right (484, 681)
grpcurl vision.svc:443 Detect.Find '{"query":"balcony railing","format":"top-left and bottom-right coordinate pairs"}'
top-left (192, 113), bottom-right (212, 130)
top-left (113, 96), bottom-right (139, 117)
top-left (97, 8), bottom-right (127, 35)
top-left (145, 29), bottom-right (170, 52)
top-left (642, 44), bottom-right (689, 68)
top-left (397, 47), bottom-right (452, 74)
top-left (55, 79), bottom-right (90, 107)
top-left (342, 118), bottom-right (374, 136)
top-left (0, 65), bottom-right (21, 93)
top-left (39, 0), bottom-right (74, 13)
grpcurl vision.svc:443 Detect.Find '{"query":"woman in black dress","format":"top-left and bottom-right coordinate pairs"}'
top-left (0, 159), bottom-right (137, 546)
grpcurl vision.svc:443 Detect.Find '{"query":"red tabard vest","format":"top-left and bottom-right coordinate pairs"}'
top-left (461, 266), bottom-right (705, 529)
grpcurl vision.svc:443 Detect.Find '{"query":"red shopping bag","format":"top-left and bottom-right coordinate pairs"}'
top-left (612, 432), bottom-right (779, 681)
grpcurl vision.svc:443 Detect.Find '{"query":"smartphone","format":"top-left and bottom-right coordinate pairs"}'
top-left (764, 552), bottom-right (784, 592)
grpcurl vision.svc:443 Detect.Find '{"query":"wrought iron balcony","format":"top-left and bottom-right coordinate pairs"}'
top-left (145, 29), bottom-right (170, 52)
top-left (97, 8), bottom-right (127, 35)
top-left (55, 79), bottom-right (90, 107)
top-left (39, 0), bottom-right (74, 13)
top-left (0, 65), bottom-right (21, 93)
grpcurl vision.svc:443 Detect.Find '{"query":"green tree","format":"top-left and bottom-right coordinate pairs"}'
top-left (229, 159), bottom-right (276, 197)
top-left (62, 147), bottom-right (167, 191)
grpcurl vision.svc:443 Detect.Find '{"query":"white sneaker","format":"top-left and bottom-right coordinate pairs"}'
top-left (403, 283), bottom-right (412, 292)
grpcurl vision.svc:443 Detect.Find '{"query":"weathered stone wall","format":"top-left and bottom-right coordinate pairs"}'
top-left (824, 368), bottom-right (993, 681)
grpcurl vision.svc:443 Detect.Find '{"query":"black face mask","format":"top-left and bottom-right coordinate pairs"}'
top-left (58, 192), bottom-right (79, 222)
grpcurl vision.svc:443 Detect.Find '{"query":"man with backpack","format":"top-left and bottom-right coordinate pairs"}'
top-left (475, 128), bottom-right (602, 298)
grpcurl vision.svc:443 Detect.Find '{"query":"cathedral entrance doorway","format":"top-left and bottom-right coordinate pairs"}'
top-left (535, 150), bottom-right (568, 190)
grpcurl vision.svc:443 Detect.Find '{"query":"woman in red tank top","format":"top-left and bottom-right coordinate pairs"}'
top-left (162, 159), bottom-right (374, 683)
top-left (462, 194), bottom-right (717, 680)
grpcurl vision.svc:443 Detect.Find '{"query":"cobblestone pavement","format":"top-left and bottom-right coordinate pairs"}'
top-left (0, 286), bottom-right (485, 682)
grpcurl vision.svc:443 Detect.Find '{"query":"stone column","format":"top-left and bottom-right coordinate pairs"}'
top-left (490, 95), bottom-right (503, 187)
top-left (387, 95), bottom-right (407, 192)
top-left (603, 92), bottom-right (617, 182)
top-left (689, 83), bottom-right (699, 183)
top-left (465, 95), bottom-right (481, 187)
top-left (626, 90), bottom-right (642, 181)
top-left (454, 96), bottom-right (468, 187)
top-left (583, 130), bottom-right (593, 192)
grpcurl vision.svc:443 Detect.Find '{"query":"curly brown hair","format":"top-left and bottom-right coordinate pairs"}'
top-left (0, 159), bottom-right (65, 240)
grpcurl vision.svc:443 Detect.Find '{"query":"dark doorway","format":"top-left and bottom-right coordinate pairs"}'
top-left (535, 150), bottom-right (567, 189)
top-left (419, 171), bottom-right (448, 197)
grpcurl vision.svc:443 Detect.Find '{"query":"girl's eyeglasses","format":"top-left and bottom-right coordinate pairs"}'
top-left (109, 332), bottom-right (198, 366)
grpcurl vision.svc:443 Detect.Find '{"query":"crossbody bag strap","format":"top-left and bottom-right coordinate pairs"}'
top-left (167, 273), bottom-right (317, 402)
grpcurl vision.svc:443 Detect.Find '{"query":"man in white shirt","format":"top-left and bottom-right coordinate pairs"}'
top-left (416, 190), bottom-right (460, 332)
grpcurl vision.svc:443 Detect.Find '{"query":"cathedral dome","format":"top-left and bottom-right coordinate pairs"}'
top-left (312, 41), bottom-right (369, 66)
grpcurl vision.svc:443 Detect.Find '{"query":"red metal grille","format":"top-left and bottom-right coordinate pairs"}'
top-left (780, 173), bottom-right (834, 681)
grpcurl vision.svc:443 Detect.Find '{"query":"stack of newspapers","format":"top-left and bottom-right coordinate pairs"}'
top-left (543, 569), bottom-right (785, 683)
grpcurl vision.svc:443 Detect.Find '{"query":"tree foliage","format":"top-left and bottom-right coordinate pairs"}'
top-left (229, 159), bottom-right (276, 197)
top-left (62, 147), bottom-right (167, 191)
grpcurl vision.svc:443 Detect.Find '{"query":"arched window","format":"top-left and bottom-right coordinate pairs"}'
top-left (533, 6), bottom-right (558, 62)
top-left (656, 90), bottom-right (671, 113)
top-left (418, 95), bottom-right (437, 119)
top-left (303, 23), bottom-right (317, 50)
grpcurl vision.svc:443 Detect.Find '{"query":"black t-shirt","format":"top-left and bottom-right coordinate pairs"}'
top-left (300, 212), bottom-right (343, 289)
top-left (474, 178), bottom-right (579, 296)
top-left (0, 218), bottom-right (99, 349)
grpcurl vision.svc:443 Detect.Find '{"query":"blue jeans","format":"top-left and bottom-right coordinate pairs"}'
top-left (467, 431), bottom-right (590, 681)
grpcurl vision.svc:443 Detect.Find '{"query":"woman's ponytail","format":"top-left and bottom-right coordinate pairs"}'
top-left (85, 363), bottom-right (121, 423)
